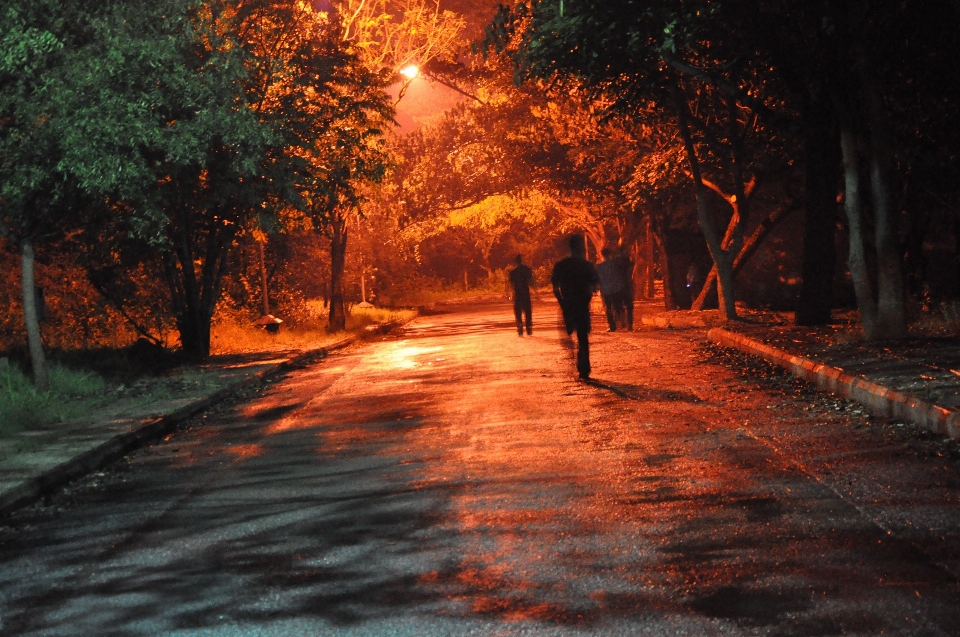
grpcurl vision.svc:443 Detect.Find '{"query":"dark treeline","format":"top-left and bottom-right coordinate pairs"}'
top-left (473, 0), bottom-right (960, 339)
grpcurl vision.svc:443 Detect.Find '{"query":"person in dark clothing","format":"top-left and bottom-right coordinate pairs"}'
top-left (508, 253), bottom-right (534, 335)
top-left (551, 234), bottom-right (600, 379)
top-left (614, 249), bottom-right (635, 330)
top-left (596, 246), bottom-right (624, 331)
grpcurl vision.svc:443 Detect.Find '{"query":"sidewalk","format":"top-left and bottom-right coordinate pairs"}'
top-left (0, 322), bottom-right (404, 517)
top-left (638, 302), bottom-right (960, 439)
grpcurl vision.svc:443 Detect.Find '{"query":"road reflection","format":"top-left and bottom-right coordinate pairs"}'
top-left (371, 342), bottom-right (444, 370)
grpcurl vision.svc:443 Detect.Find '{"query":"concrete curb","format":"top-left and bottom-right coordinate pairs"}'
top-left (641, 314), bottom-right (707, 329)
top-left (0, 319), bottom-right (410, 517)
top-left (708, 327), bottom-right (960, 439)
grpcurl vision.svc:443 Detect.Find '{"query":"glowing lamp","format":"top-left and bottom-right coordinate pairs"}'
top-left (399, 64), bottom-right (419, 79)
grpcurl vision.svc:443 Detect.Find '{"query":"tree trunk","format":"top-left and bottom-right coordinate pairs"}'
top-left (796, 98), bottom-right (839, 326)
top-left (725, 93), bottom-right (751, 257)
top-left (693, 204), bottom-right (796, 310)
top-left (163, 212), bottom-right (233, 359)
top-left (167, 254), bottom-right (213, 359)
top-left (656, 232), bottom-right (680, 311)
top-left (20, 238), bottom-right (48, 390)
top-left (673, 84), bottom-right (737, 319)
top-left (839, 125), bottom-right (878, 337)
top-left (691, 197), bottom-right (739, 311)
top-left (258, 238), bottom-right (270, 316)
top-left (328, 216), bottom-right (348, 331)
top-left (644, 218), bottom-right (655, 298)
top-left (860, 58), bottom-right (907, 339)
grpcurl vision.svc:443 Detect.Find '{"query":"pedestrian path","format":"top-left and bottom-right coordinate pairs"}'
top-left (0, 323), bottom-right (404, 516)
top-left (4, 301), bottom-right (959, 636)
top-left (3, 303), bottom-right (959, 524)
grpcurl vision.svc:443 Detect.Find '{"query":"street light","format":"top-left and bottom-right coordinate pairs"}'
top-left (399, 64), bottom-right (419, 79)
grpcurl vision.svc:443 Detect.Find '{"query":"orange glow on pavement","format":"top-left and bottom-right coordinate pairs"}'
top-left (224, 443), bottom-right (264, 461)
top-left (372, 343), bottom-right (442, 370)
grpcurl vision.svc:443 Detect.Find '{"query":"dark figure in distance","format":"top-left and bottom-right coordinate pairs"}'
top-left (614, 248), bottom-right (635, 330)
top-left (596, 247), bottom-right (625, 331)
top-left (508, 253), bottom-right (534, 335)
top-left (551, 234), bottom-right (599, 379)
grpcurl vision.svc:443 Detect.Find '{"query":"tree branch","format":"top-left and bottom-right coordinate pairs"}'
top-left (662, 53), bottom-right (798, 133)
top-left (422, 70), bottom-right (486, 105)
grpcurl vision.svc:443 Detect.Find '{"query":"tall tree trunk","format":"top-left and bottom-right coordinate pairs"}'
top-left (644, 217), bottom-right (655, 298)
top-left (258, 238), bottom-right (270, 316)
top-left (163, 214), bottom-right (233, 359)
top-left (20, 238), bottom-right (48, 390)
top-left (725, 94), bottom-right (751, 257)
top-left (690, 209), bottom-right (737, 311)
top-left (328, 215), bottom-right (348, 331)
top-left (655, 232), bottom-right (680, 310)
top-left (165, 214), bottom-right (207, 358)
top-left (860, 57), bottom-right (907, 338)
top-left (839, 125), bottom-right (879, 337)
top-left (796, 97), bottom-right (839, 326)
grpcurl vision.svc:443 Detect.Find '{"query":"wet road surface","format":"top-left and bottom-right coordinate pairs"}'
top-left (2, 301), bottom-right (960, 636)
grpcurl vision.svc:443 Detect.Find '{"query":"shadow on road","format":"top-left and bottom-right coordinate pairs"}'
top-left (583, 378), bottom-right (702, 404)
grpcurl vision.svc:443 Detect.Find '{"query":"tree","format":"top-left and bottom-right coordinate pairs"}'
top-left (304, 0), bottom-right (466, 330)
top-left (0, 0), bottom-right (74, 387)
top-left (56, 0), bottom-right (277, 359)
top-left (825, 1), bottom-right (910, 339)
top-left (339, 0), bottom-right (464, 74)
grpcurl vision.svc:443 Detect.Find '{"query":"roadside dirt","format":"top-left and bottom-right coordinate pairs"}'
top-left (638, 300), bottom-right (960, 429)
top-left (701, 340), bottom-right (960, 466)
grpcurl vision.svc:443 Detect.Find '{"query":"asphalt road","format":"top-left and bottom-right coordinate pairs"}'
top-left (2, 300), bottom-right (960, 636)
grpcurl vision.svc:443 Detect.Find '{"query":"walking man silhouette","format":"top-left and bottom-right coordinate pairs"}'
top-left (551, 234), bottom-right (599, 379)
top-left (508, 253), bottom-right (534, 335)
top-left (596, 246), bottom-right (624, 331)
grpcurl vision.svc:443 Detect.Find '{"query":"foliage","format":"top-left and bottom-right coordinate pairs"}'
top-left (0, 0), bottom-right (404, 357)
top-left (483, 0), bottom-right (960, 332)
top-left (338, 0), bottom-right (465, 73)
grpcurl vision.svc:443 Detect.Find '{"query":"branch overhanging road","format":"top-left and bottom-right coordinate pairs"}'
top-left (3, 299), bottom-right (960, 636)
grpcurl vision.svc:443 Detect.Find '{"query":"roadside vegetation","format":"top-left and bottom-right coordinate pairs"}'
top-left (0, 304), bottom-right (415, 438)
top-left (210, 304), bottom-right (416, 355)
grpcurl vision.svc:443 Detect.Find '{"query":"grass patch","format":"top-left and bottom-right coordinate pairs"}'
top-left (211, 303), bottom-right (416, 355)
top-left (0, 363), bottom-right (107, 437)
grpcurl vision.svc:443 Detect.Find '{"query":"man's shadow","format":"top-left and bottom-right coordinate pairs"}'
top-left (581, 377), bottom-right (703, 404)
